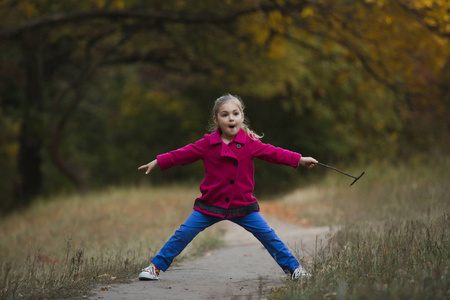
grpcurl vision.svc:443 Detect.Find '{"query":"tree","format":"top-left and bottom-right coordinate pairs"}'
top-left (0, 0), bottom-right (448, 208)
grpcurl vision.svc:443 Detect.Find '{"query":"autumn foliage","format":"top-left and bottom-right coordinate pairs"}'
top-left (0, 0), bottom-right (449, 209)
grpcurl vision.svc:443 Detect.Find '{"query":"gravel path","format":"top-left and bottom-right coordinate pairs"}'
top-left (86, 215), bottom-right (329, 300)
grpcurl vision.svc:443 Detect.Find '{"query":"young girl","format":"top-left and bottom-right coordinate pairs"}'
top-left (138, 94), bottom-right (318, 281)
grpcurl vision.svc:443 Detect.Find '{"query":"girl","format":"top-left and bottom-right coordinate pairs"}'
top-left (138, 94), bottom-right (318, 281)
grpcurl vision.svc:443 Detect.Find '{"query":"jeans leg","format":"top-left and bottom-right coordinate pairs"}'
top-left (151, 210), bottom-right (221, 271)
top-left (230, 212), bottom-right (299, 274)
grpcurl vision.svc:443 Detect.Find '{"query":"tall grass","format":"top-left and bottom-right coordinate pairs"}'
top-left (0, 186), bottom-right (223, 299)
top-left (268, 157), bottom-right (450, 300)
top-left (1, 157), bottom-right (449, 299)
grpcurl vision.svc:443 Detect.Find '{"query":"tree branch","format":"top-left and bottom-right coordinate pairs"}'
top-left (0, 5), bottom-right (283, 39)
top-left (48, 32), bottom-right (133, 193)
top-left (391, 0), bottom-right (450, 38)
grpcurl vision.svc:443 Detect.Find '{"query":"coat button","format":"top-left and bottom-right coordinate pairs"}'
top-left (236, 144), bottom-right (241, 149)
top-left (233, 161), bottom-right (238, 166)
top-left (225, 198), bottom-right (230, 203)
top-left (229, 180), bottom-right (235, 184)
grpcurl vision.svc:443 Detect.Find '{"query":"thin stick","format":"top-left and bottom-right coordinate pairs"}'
top-left (317, 162), bottom-right (365, 186)
top-left (317, 162), bottom-right (357, 179)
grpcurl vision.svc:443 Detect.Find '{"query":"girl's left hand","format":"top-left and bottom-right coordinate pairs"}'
top-left (300, 157), bottom-right (318, 169)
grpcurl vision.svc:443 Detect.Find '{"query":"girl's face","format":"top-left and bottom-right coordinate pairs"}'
top-left (214, 100), bottom-right (244, 142)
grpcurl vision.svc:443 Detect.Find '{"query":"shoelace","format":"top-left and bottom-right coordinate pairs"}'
top-left (143, 265), bottom-right (160, 275)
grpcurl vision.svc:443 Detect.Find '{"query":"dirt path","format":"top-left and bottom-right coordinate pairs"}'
top-left (86, 215), bottom-right (329, 300)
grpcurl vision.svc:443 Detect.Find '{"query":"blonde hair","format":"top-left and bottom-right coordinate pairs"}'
top-left (209, 94), bottom-right (263, 140)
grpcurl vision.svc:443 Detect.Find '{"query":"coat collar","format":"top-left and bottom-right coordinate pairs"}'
top-left (209, 128), bottom-right (247, 145)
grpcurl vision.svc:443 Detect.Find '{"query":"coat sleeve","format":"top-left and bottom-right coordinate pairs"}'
top-left (251, 139), bottom-right (301, 168)
top-left (157, 138), bottom-right (206, 171)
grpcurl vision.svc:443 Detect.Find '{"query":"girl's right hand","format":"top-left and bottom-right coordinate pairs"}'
top-left (299, 157), bottom-right (318, 169)
top-left (138, 159), bottom-right (158, 174)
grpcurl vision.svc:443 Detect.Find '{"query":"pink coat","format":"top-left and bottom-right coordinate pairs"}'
top-left (157, 129), bottom-right (301, 218)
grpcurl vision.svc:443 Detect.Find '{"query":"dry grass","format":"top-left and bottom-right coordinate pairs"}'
top-left (1, 157), bottom-right (449, 299)
top-left (266, 157), bottom-right (450, 300)
top-left (0, 185), bottom-right (223, 299)
top-left (262, 157), bottom-right (449, 226)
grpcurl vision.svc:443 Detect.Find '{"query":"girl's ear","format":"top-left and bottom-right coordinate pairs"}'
top-left (213, 116), bottom-right (218, 125)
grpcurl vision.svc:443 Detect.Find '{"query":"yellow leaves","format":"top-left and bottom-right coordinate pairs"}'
top-left (364, 0), bottom-right (386, 7)
top-left (237, 14), bottom-right (268, 44)
top-left (267, 36), bottom-right (286, 58)
top-left (89, 0), bottom-right (124, 9)
top-left (413, 0), bottom-right (437, 9)
top-left (255, 28), bottom-right (270, 45)
top-left (3, 143), bottom-right (19, 158)
top-left (91, 0), bottom-right (105, 9)
top-left (17, 2), bottom-right (38, 18)
top-left (385, 16), bottom-right (392, 25)
top-left (114, 0), bottom-right (125, 10)
top-left (400, 0), bottom-right (450, 35)
top-left (425, 16), bottom-right (438, 27)
top-left (238, 9), bottom-right (294, 45)
top-left (422, 0), bottom-right (434, 7)
top-left (301, 7), bottom-right (314, 18)
top-left (389, 132), bottom-right (399, 143)
top-left (268, 10), bottom-right (287, 32)
top-left (236, 10), bottom-right (293, 59)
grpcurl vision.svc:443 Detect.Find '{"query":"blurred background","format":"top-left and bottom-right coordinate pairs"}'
top-left (1, 0), bottom-right (449, 213)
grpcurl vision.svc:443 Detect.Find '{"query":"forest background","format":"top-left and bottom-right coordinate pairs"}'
top-left (0, 0), bottom-right (449, 212)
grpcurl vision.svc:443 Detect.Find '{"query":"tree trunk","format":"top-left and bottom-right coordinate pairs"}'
top-left (49, 88), bottom-right (89, 195)
top-left (15, 36), bottom-right (45, 206)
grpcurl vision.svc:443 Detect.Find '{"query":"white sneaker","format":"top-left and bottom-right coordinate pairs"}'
top-left (291, 266), bottom-right (311, 280)
top-left (139, 263), bottom-right (160, 280)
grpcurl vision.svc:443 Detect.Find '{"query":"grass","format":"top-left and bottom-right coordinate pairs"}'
top-left (265, 156), bottom-right (450, 300)
top-left (0, 185), bottom-right (223, 299)
top-left (1, 157), bottom-right (449, 299)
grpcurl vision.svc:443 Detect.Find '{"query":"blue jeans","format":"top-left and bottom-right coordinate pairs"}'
top-left (151, 210), bottom-right (300, 274)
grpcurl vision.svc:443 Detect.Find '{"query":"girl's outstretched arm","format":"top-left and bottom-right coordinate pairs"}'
top-left (138, 159), bottom-right (158, 174)
top-left (299, 157), bottom-right (318, 169)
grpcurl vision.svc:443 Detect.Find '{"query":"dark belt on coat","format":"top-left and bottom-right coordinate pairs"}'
top-left (194, 199), bottom-right (260, 217)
